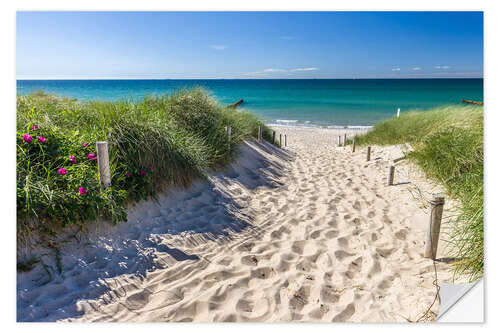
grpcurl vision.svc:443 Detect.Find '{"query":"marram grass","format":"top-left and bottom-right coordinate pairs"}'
top-left (17, 89), bottom-right (272, 243)
top-left (354, 105), bottom-right (484, 281)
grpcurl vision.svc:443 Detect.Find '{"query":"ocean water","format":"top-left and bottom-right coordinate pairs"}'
top-left (16, 79), bottom-right (483, 127)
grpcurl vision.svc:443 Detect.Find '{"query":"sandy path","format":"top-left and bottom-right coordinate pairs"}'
top-left (17, 127), bottom-right (458, 322)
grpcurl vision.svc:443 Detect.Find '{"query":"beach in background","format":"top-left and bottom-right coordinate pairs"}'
top-left (17, 79), bottom-right (483, 127)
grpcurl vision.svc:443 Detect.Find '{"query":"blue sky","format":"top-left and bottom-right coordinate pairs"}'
top-left (16, 11), bottom-right (483, 79)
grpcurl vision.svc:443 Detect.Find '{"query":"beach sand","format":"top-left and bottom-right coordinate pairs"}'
top-left (17, 126), bottom-right (462, 322)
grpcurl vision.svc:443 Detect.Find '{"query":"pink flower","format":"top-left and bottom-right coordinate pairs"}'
top-left (148, 165), bottom-right (153, 171)
top-left (32, 124), bottom-right (40, 130)
top-left (139, 170), bottom-right (147, 176)
top-left (82, 143), bottom-right (89, 147)
top-left (125, 172), bottom-right (132, 177)
top-left (88, 153), bottom-right (97, 161)
top-left (22, 134), bottom-right (33, 143)
top-left (78, 187), bottom-right (87, 195)
top-left (57, 168), bottom-right (67, 175)
top-left (69, 155), bottom-right (76, 163)
top-left (37, 136), bottom-right (46, 143)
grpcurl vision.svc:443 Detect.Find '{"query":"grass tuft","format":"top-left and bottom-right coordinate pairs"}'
top-left (17, 89), bottom-right (272, 246)
top-left (354, 105), bottom-right (483, 281)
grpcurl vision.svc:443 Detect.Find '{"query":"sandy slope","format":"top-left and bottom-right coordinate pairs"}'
top-left (17, 127), bottom-right (460, 322)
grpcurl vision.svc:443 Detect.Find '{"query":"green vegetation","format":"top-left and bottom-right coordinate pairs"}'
top-left (354, 105), bottom-right (483, 281)
top-left (17, 89), bottom-right (273, 239)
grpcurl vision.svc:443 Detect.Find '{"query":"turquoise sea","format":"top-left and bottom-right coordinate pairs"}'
top-left (16, 79), bottom-right (483, 127)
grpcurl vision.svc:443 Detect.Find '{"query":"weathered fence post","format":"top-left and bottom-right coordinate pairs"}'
top-left (424, 194), bottom-right (445, 259)
top-left (226, 125), bottom-right (231, 150)
top-left (367, 146), bottom-right (371, 161)
top-left (344, 133), bottom-right (347, 146)
top-left (338, 135), bottom-right (341, 147)
top-left (258, 126), bottom-right (262, 142)
top-left (285, 134), bottom-right (287, 147)
top-left (388, 165), bottom-right (395, 186)
top-left (96, 141), bottom-right (111, 188)
top-left (352, 137), bottom-right (356, 152)
top-left (279, 134), bottom-right (282, 147)
top-left (272, 131), bottom-right (276, 144)
top-left (397, 108), bottom-right (401, 118)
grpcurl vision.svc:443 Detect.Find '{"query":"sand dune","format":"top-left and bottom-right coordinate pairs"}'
top-left (17, 127), bottom-right (460, 322)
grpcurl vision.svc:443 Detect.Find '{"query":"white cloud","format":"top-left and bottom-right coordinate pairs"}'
top-left (412, 67), bottom-right (422, 71)
top-left (291, 67), bottom-right (319, 72)
top-left (280, 36), bottom-right (295, 40)
top-left (262, 68), bottom-right (287, 73)
top-left (392, 67), bottom-right (401, 71)
top-left (209, 45), bottom-right (227, 50)
top-left (245, 67), bottom-right (318, 75)
top-left (435, 65), bottom-right (450, 69)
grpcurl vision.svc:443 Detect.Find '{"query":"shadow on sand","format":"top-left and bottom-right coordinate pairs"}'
top-left (17, 139), bottom-right (293, 322)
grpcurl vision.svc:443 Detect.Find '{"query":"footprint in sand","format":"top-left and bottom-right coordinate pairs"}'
top-left (332, 303), bottom-right (355, 322)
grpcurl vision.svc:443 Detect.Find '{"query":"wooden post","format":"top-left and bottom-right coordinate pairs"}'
top-left (272, 131), bottom-right (276, 144)
top-left (279, 134), bottom-right (282, 147)
top-left (424, 194), bottom-right (445, 260)
top-left (351, 138), bottom-right (356, 153)
top-left (397, 108), bottom-right (401, 118)
top-left (226, 125), bottom-right (231, 150)
top-left (96, 141), bottom-right (111, 188)
top-left (338, 135), bottom-right (341, 147)
top-left (388, 165), bottom-right (395, 186)
top-left (258, 126), bottom-right (262, 142)
top-left (366, 146), bottom-right (371, 161)
top-left (285, 134), bottom-right (287, 147)
top-left (344, 133), bottom-right (347, 147)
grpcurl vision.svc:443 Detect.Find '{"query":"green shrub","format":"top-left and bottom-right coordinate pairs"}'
top-left (17, 89), bottom-right (271, 238)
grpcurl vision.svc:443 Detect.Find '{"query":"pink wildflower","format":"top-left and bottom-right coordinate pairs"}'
top-left (125, 172), bottom-right (132, 177)
top-left (22, 134), bottom-right (33, 143)
top-left (82, 142), bottom-right (89, 147)
top-left (88, 153), bottom-right (97, 160)
top-left (148, 165), bottom-right (153, 171)
top-left (58, 168), bottom-right (67, 175)
top-left (78, 187), bottom-right (87, 195)
top-left (32, 124), bottom-right (40, 130)
top-left (69, 155), bottom-right (76, 163)
top-left (37, 136), bottom-right (46, 143)
top-left (139, 170), bottom-right (147, 176)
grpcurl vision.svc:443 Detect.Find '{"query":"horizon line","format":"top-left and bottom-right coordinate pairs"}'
top-left (16, 76), bottom-right (484, 80)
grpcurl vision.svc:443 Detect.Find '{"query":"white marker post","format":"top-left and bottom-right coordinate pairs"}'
top-left (258, 126), bottom-right (262, 142)
top-left (96, 141), bottom-right (111, 188)
top-left (397, 108), bottom-right (401, 118)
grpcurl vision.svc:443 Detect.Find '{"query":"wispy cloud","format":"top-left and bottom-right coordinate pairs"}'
top-left (412, 67), bottom-right (422, 71)
top-left (435, 65), bottom-right (451, 69)
top-left (280, 36), bottom-right (295, 40)
top-left (392, 67), bottom-right (401, 71)
top-left (262, 68), bottom-right (287, 73)
top-left (290, 67), bottom-right (319, 72)
top-left (244, 67), bottom-right (319, 76)
top-left (209, 45), bottom-right (227, 50)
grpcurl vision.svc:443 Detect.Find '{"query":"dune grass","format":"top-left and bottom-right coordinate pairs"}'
top-left (17, 89), bottom-right (273, 242)
top-left (354, 105), bottom-right (483, 281)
